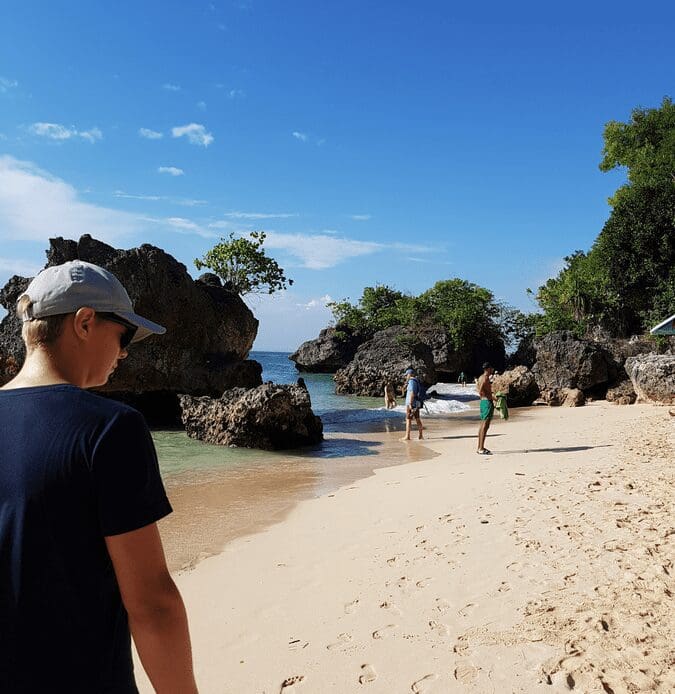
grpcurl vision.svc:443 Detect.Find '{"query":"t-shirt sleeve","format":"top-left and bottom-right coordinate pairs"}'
top-left (91, 409), bottom-right (172, 537)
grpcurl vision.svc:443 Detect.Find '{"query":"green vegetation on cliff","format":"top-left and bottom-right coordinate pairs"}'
top-left (532, 97), bottom-right (675, 337)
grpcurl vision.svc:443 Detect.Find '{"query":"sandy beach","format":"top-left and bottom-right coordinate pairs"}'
top-left (137, 402), bottom-right (674, 693)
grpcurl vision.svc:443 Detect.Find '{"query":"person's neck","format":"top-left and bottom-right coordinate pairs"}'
top-left (1, 349), bottom-right (79, 390)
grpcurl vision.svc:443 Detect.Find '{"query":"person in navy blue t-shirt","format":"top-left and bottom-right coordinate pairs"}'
top-left (0, 261), bottom-right (198, 693)
top-left (401, 368), bottom-right (424, 441)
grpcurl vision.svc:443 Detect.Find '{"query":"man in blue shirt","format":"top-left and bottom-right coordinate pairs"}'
top-left (0, 261), bottom-right (198, 693)
top-left (401, 367), bottom-right (424, 441)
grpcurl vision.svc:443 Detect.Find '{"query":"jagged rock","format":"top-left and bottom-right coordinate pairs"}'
top-left (624, 354), bottom-right (675, 405)
top-left (540, 387), bottom-right (586, 407)
top-left (334, 326), bottom-right (436, 396)
top-left (179, 383), bottom-right (323, 450)
top-left (290, 327), bottom-right (362, 373)
top-left (0, 235), bottom-right (262, 423)
top-left (507, 335), bottom-right (536, 369)
top-left (606, 380), bottom-right (637, 405)
top-left (491, 366), bottom-right (540, 407)
top-left (533, 331), bottom-right (609, 394)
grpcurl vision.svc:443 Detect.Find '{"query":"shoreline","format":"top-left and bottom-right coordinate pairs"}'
top-left (141, 402), bottom-right (673, 692)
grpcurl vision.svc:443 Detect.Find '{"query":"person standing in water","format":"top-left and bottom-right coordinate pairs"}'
top-left (401, 368), bottom-right (424, 441)
top-left (477, 361), bottom-right (496, 455)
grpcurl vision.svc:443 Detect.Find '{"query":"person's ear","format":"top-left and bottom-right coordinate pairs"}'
top-left (73, 307), bottom-right (97, 342)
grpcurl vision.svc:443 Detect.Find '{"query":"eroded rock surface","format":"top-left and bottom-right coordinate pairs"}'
top-left (491, 366), bottom-right (540, 407)
top-left (625, 354), bottom-right (675, 405)
top-left (290, 327), bottom-right (362, 373)
top-left (333, 326), bottom-right (437, 396)
top-left (0, 236), bottom-right (262, 422)
top-left (179, 383), bottom-right (323, 449)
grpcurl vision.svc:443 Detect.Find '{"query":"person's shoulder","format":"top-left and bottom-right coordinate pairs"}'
top-left (66, 388), bottom-right (144, 423)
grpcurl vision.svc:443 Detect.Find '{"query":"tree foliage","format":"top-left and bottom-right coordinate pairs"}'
top-left (194, 231), bottom-right (293, 295)
top-left (328, 279), bottom-right (512, 354)
top-left (534, 97), bottom-right (675, 337)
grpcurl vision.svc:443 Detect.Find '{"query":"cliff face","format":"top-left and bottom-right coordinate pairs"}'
top-left (0, 235), bottom-right (262, 423)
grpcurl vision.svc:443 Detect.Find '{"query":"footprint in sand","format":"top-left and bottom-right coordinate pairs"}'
top-left (411, 674), bottom-right (438, 692)
top-left (379, 601), bottom-right (402, 615)
top-left (416, 525), bottom-right (426, 532)
top-left (372, 624), bottom-right (397, 639)
top-left (497, 581), bottom-right (511, 593)
top-left (416, 578), bottom-right (433, 588)
top-left (326, 633), bottom-right (352, 650)
top-left (428, 620), bottom-right (449, 636)
top-left (458, 603), bottom-right (476, 618)
top-left (358, 664), bottom-right (378, 684)
top-left (454, 663), bottom-right (479, 683)
top-left (280, 675), bottom-right (304, 692)
top-left (435, 598), bottom-right (451, 614)
top-left (344, 599), bottom-right (360, 614)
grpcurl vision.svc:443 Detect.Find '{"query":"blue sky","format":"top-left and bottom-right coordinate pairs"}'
top-left (1, 2), bottom-right (673, 350)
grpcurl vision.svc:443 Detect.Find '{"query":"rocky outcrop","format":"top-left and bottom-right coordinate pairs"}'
top-left (624, 354), bottom-right (675, 405)
top-left (290, 327), bottom-right (362, 373)
top-left (179, 383), bottom-right (323, 449)
top-left (334, 326), bottom-right (437, 396)
top-left (491, 366), bottom-right (540, 407)
top-left (606, 380), bottom-right (637, 405)
top-left (532, 331), bottom-right (609, 395)
top-left (0, 235), bottom-right (262, 423)
top-left (540, 387), bottom-right (586, 407)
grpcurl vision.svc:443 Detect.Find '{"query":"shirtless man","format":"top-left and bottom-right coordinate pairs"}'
top-left (477, 361), bottom-right (496, 455)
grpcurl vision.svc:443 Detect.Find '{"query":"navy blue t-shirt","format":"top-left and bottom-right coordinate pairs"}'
top-left (0, 385), bottom-right (172, 693)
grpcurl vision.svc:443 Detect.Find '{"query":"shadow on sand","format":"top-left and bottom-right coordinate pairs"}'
top-left (495, 444), bottom-right (612, 455)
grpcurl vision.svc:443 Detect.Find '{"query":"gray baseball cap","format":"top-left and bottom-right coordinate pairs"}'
top-left (19, 260), bottom-right (166, 343)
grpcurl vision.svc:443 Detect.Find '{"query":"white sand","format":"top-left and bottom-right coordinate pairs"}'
top-left (137, 402), bottom-right (674, 693)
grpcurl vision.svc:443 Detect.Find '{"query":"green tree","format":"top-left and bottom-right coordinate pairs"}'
top-left (600, 96), bottom-right (675, 205)
top-left (194, 231), bottom-right (293, 295)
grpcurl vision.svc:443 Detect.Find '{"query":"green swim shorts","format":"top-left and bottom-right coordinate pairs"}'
top-left (480, 399), bottom-right (494, 421)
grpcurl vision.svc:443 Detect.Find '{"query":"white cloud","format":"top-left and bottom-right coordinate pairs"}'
top-left (263, 231), bottom-right (381, 269)
top-left (351, 214), bottom-right (371, 221)
top-left (158, 166), bottom-right (184, 176)
top-left (292, 131), bottom-right (308, 142)
top-left (113, 190), bottom-right (162, 201)
top-left (0, 77), bottom-right (18, 93)
top-left (113, 190), bottom-right (206, 206)
top-left (171, 123), bottom-right (214, 147)
top-left (163, 83), bottom-right (181, 91)
top-left (228, 89), bottom-right (244, 99)
top-left (196, 101), bottom-right (207, 111)
top-left (139, 127), bottom-right (163, 139)
top-left (297, 294), bottom-right (333, 310)
top-left (224, 211), bottom-right (298, 220)
top-left (0, 155), bottom-right (142, 244)
top-left (164, 217), bottom-right (216, 239)
top-left (30, 122), bottom-right (102, 143)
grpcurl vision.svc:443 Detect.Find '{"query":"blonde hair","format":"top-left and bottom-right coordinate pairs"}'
top-left (16, 295), bottom-right (67, 347)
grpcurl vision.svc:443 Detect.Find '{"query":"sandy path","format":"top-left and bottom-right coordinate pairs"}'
top-left (136, 402), bottom-right (674, 693)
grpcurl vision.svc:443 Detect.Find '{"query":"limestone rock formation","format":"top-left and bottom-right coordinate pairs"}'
top-left (540, 387), bottom-right (586, 407)
top-left (179, 383), bottom-right (323, 449)
top-left (606, 380), bottom-right (637, 405)
top-left (491, 366), bottom-right (540, 407)
top-left (334, 326), bottom-right (437, 396)
top-left (532, 331), bottom-right (609, 394)
top-left (289, 327), bottom-right (362, 373)
top-left (0, 236), bottom-right (262, 423)
top-left (624, 354), bottom-right (675, 405)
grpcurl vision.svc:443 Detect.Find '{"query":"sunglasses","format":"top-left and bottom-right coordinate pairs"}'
top-left (98, 313), bottom-right (138, 349)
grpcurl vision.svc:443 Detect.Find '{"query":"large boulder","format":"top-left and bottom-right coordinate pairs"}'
top-left (606, 380), bottom-right (637, 405)
top-left (334, 325), bottom-right (437, 396)
top-left (532, 331), bottom-right (609, 394)
top-left (624, 354), bottom-right (675, 405)
top-left (289, 326), bottom-right (362, 373)
top-left (491, 366), bottom-right (540, 407)
top-left (0, 235), bottom-right (262, 423)
top-left (539, 387), bottom-right (586, 407)
top-left (179, 383), bottom-right (323, 449)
